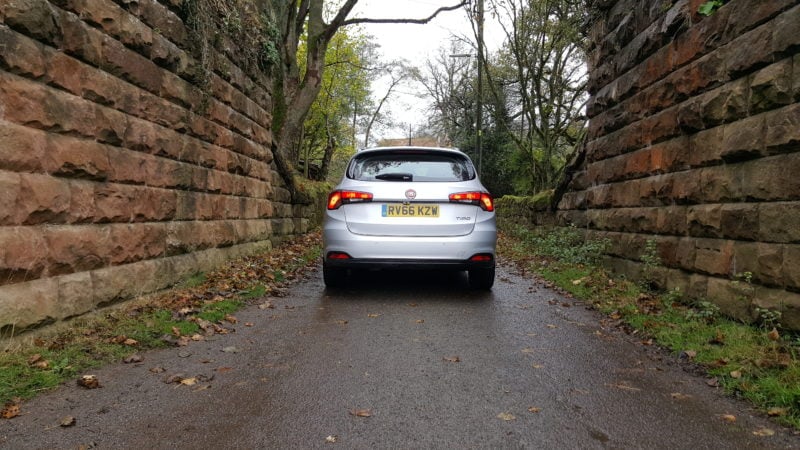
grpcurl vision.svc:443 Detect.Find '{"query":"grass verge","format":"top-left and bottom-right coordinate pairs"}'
top-left (0, 232), bottom-right (322, 414)
top-left (499, 224), bottom-right (800, 430)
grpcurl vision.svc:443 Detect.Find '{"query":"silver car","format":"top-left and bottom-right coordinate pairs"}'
top-left (322, 146), bottom-right (497, 289)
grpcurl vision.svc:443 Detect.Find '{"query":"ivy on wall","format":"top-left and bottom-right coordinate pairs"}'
top-left (698, 0), bottom-right (729, 15)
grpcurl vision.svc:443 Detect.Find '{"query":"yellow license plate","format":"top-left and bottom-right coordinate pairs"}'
top-left (381, 204), bottom-right (440, 217)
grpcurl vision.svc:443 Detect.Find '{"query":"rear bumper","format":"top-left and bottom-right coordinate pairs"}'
top-left (322, 218), bottom-right (496, 261)
top-left (324, 256), bottom-right (495, 271)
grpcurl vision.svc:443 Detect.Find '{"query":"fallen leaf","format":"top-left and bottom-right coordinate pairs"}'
top-left (245, 322), bottom-right (254, 327)
top-left (721, 414), bottom-right (736, 423)
top-left (222, 346), bottom-right (240, 353)
top-left (531, 364), bottom-right (544, 369)
top-left (27, 354), bottom-right (43, 365)
top-left (767, 407), bottom-right (788, 417)
top-left (767, 328), bottom-right (780, 341)
top-left (179, 377), bottom-right (198, 386)
top-left (1, 400), bottom-right (20, 419)
top-left (367, 314), bottom-right (381, 318)
top-left (109, 335), bottom-right (128, 344)
top-left (443, 356), bottom-right (460, 363)
top-left (191, 334), bottom-right (204, 341)
top-left (546, 324), bottom-right (558, 329)
top-left (325, 435), bottom-right (338, 443)
top-left (706, 378), bottom-right (719, 387)
top-left (528, 407), bottom-right (541, 413)
top-left (497, 412), bottom-right (516, 421)
top-left (752, 427), bottom-right (775, 437)
top-left (712, 358), bottom-right (729, 368)
top-left (149, 367), bottom-right (166, 374)
top-left (349, 409), bottom-right (372, 417)
top-left (32, 360), bottom-right (49, 370)
top-left (60, 416), bottom-right (76, 427)
top-left (336, 320), bottom-right (348, 325)
top-left (415, 319), bottom-right (424, 324)
top-left (171, 326), bottom-right (182, 337)
top-left (224, 314), bottom-right (238, 324)
top-left (681, 350), bottom-right (697, 360)
top-left (123, 338), bottom-right (138, 346)
top-left (123, 354), bottom-right (143, 364)
top-left (730, 370), bottom-right (742, 379)
top-left (258, 301), bottom-right (275, 310)
top-left (606, 382), bottom-right (641, 392)
top-left (77, 375), bottom-right (100, 389)
top-left (671, 393), bottom-right (691, 400)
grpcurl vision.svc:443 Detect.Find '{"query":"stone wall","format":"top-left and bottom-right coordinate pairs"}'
top-left (559, 0), bottom-right (800, 327)
top-left (0, 0), bottom-right (316, 333)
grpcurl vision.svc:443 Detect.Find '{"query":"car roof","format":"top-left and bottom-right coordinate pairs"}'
top-left (356, 146), bottom-right (464, 155)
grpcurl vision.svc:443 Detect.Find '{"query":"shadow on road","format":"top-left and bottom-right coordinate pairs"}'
top-left (321, 268), bottom-right (493, 304)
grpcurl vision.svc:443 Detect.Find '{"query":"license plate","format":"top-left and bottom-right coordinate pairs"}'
top-left (381, 204), bottom-right (440, 218)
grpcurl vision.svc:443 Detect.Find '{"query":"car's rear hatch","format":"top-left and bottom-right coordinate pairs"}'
top-left (343, 182), bottom-right (479, 237)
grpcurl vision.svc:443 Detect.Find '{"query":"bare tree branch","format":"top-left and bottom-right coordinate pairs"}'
top-left (342, 2), bottom-right (468, 26)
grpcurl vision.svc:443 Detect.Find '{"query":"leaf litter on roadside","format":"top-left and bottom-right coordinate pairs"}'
top-left (349, 408), bottom-right (372, 418)
top-left (497, 412), bottom-right (516, 421)
top-left (1, 399), bottom-right (21, 419)
top-left (77, 375), bottom-right (100, 389)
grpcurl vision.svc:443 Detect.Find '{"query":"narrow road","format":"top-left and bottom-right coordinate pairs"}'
top-left (3, 263), bottom-right (799, 449)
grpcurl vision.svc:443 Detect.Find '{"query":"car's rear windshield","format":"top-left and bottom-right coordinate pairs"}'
top-left (348, 151), bottom-right (476, 182)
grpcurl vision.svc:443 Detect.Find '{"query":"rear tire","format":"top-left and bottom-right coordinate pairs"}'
top-left (323, 263), bottom-right (347, 288)
top-left (468, 267), bottom-right (495, 290)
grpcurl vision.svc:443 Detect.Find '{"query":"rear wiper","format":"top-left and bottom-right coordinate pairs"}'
top-left (375, 173), bottom-right (413, 181)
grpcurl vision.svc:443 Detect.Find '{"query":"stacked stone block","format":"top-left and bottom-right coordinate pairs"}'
top-left (0, 0), bottom-right (314, 332)
top-left (559, 0), bottom-right (800, 328)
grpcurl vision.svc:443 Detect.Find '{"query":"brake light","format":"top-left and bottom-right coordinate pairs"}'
top-left (469, 254), bottom-right (494, 262)
top-left (449, 191), bottom-right (494, 212)
top-left (327, 190), bottom-right (373, 210)
top-left (327, 252), bottom-right (351, 260)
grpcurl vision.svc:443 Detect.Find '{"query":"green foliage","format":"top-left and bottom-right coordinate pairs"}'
top-left (298, 28), bottom-right (372, 180)
top-left (182, 272), bottom-right (207, 288)
top-left (180, 0), bottom-right (281, 83)
top-left (241, 285), bottom-right (267, 299)
top-left (198, 300), bottom-right (243, 323)
top-left (640, 239), bottom-right (662, 290)
top-left (698, 0), bottom-right (727, 16)
top-left (515, 224), bottom-right (609, 266)
top-left (756, 307), bottom-right (783, 330)
top-left (495, 190), bottom-right (554, 214)
top-left (686, 300), bottom-right (721, 323)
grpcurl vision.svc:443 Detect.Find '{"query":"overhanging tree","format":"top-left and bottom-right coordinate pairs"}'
top-left (484, 0), bottom-right (587, 194)
top-left (268, 0), bottom-right (469, 202)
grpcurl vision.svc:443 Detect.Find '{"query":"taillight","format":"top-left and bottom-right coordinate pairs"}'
top-left (469, 254), bottom-right (494, 262)
top-left (449, 191), bottom-right (494, 212)
top-left (327, 252), bottom-right (351, 260)
top-left (327, 190), bottom-right (373, 210)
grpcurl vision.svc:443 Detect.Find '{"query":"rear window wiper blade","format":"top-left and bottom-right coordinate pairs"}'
top-left (375, 173), bottom-right (413, 181)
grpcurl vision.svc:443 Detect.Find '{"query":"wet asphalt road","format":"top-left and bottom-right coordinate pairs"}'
top-left (2, 263), bottom-right (800, 449)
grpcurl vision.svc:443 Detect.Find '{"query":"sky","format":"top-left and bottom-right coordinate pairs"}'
top-left (346, 0), bottom-right (504, 142)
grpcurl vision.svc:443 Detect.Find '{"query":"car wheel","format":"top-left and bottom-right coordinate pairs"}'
top-left (323, 263), bottom-right (347, 288)
top-left (468, 267), bottom-right (495, 290)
